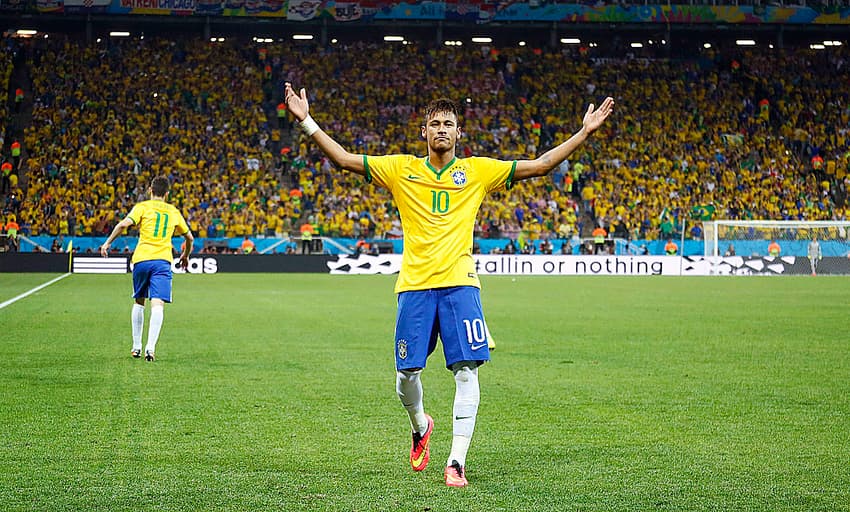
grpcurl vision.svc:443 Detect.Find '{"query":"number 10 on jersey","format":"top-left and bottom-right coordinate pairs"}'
top-left (431, 190), bottom-right (449, 213)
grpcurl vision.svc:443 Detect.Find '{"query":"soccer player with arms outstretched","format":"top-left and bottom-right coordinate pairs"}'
top-left (100, 175), bottom-right (194, 362)
top-left (285, 83), bottom-right (614, 486)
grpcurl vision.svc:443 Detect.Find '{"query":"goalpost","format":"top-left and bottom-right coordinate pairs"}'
top-left (705, 220), bottom-right (850, 258)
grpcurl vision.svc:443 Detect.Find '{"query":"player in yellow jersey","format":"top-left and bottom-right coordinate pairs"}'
top-left (100, 176), bottom-right (194, 362)
top-left (285, 82), bottom-right (614, 486)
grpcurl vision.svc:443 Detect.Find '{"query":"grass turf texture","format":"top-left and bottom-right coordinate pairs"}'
top-left (1, 274), bottom-right (848, 511)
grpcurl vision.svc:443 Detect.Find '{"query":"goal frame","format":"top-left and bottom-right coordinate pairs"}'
top-left (705, 220), bottom-right (850, 257)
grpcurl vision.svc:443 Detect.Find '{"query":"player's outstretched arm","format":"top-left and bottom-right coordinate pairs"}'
top-left (512, 96), bottom-right (615, 183)
top-left (100, 217), bottom-right (134, 257)
top-left (284, 82), bottom-right (366, 176)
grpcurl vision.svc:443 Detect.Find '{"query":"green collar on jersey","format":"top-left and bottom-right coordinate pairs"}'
top-left (424, 157), bottom-right (456, 180)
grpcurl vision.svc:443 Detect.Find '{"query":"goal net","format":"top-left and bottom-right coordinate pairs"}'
top-left (705, 220), bottom-right (850, 258)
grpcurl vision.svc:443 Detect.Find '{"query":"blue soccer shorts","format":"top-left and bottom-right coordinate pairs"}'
top-left (394, 286), bottom-right (490, 371)
top-left (132, 260), bottom-right (174, 303)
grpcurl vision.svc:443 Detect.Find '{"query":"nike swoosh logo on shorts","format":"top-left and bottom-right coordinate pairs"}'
top-left (470, 343), bottom-right (487, 351)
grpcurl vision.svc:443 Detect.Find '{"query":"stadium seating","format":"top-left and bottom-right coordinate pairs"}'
top-left (2, 35), bottom-right (848, 252)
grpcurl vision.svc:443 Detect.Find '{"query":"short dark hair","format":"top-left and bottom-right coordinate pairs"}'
top-left (424, 98), bottom-right (460, 123)
top-left (150, 175), bottom-right (170, 197)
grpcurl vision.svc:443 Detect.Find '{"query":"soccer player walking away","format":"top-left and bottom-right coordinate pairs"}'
top-left (100, 175), bottom-right (194, 362)
top-left (285, 82), bottom-right (614, 487)
top-left (808, 236), bottom-right (822, 276)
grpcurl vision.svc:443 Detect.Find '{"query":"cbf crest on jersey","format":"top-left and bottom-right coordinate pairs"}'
top-left (397, 339), bottom-right (408, 360)
top-left (451, 169), bottom-right (467, 187)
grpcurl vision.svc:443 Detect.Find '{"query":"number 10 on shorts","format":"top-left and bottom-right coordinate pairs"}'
top-left (463, 318), bottom-right (487, 348)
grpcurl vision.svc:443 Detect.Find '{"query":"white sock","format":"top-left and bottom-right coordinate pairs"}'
top-left (448, 366), bottom-right (480, 467)
top-left (396, 370), bottom-right (429, 434)
top-left (145, 304), bottom-right (164, 353)
top-left (131, 304), bottom-right (145, 350)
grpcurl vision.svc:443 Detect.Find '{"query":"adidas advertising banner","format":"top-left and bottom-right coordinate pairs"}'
top-left (5, 253), bottom-right (850, 275)
top-left (326, 254), bottom-right (850, 276)
top-left (0, 253), bottom-right (68, 272)
top-left (329, 254), bottom-right (680, 276)
top-left (73, 256), bottom-right (129, 274)
top-left (328, 254), bottom-right (681, 275)
top-left (705, 255), bottom-right (850, 276)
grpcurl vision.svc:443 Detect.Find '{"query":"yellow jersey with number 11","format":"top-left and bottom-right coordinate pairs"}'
top-left (365, 154), bottom-right (516, 293)
top-left (126, 199), bottom-right (190, 264)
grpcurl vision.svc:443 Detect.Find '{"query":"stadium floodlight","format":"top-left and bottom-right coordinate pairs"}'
top-left (331, 38), bottom-right (338, 44)
top-left (16, 30), bottom-right (37, 36)
top-left (110, 32), bottom-right (130, 37)
top-left (293, 35), bottom-right (313, 40)
top-left (384, 36), bottom-right (404, 42)
top-left (703, 43), bottom-right (712, 49)
top-left (560, 38), bottom-right (581, 44)
top-left (630, 42), bottom-right (643, 48)
top-left (471, 37), bottom-right (492, 43)
top-left (518, 41), bottom-right (526, 47)
top-left (736, 39), bottom-right (756, 46)
top-left (810, 43), bottom-right (825, 50)
top-left (823, 40), bottom-right (842, 47)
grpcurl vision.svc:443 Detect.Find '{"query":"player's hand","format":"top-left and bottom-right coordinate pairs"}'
top-left (99, 244), bottom-right (110, 257)
top-left (178, 255), bottom-right (189, 270)
top-left (284, 82), bottom-right (309, 122)
top-left (582, 96), bottom-right (615, 135)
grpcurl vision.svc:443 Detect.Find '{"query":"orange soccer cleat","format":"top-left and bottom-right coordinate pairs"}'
top-left (444, 460), bottom-right (468, 487)
top-left (409, 414), bottom-right (434, 471)
top-left (131, 349), bottom-right (142, 358)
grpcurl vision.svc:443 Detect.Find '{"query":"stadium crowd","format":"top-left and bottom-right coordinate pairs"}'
top-left (1, 33), bottom-right (849, 252)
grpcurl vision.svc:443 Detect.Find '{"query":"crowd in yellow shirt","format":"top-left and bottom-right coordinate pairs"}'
top-left (5, 37), bottom-right (849, 247)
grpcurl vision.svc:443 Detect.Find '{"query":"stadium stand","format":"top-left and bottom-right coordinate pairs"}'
top-left (0, 28), bottom-right (848, 253)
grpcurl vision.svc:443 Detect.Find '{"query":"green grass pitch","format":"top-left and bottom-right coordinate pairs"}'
top-left (1, 273), bottom-right (849, 511)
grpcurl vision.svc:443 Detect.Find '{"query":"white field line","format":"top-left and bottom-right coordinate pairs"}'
top-left (0, 273), bottom-right (72, 310)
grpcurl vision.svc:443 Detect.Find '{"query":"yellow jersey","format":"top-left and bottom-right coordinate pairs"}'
top-left (365, 155), bottom-right (516, 292)
top-left (126, 199), bottom-right (189, 264)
